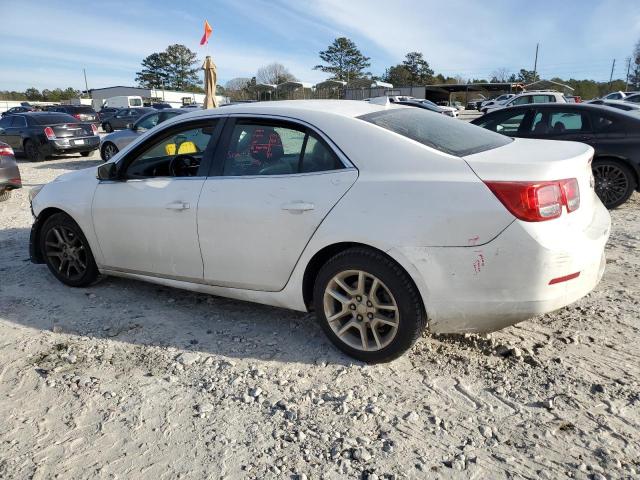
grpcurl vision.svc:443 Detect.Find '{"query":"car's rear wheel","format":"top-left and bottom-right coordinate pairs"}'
top-left (313, 248), bottom-right (426, 363)
top-left (592, 159), bottom-right (636, 209)
top-left (40, 213), bottom-right (99, 287)
top-left (80, 151), bottom-right (91, 157)
top-left (24, 139), bottom-right (44, 162)
top-left (101, 142), bottom-right (118, 161)
top-left (103, 122), bottom-right (113, 133)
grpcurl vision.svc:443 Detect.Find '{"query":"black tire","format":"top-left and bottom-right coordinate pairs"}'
top-left (24, 139), bottom-right (44, 162)
top-left (103, 122), bottom-right (113, 133)
top-left (40, 213), bottom-right (99, 287)
top-left (592, 159), bottom-right (636, 209)
top-left (101, 142), bottom-right (119, 161)
top-left (313, 247), bottom-right (426, 363)
top-left (0, 190), bottom-right (10, 202)
top-left (80, 151), bottom-right (91, 157)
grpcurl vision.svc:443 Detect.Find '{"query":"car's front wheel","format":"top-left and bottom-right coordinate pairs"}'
top-left (313, 248), bottom-right (426, 363)
top-left (101, 142), bottom-right (119, 161)
top-left (40, 213), bottom-right (99, 287)
top-left (592, 159), bottom-right (636, 209)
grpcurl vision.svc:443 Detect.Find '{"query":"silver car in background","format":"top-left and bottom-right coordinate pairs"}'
top-left (100, 108), bottom-right (187, 161)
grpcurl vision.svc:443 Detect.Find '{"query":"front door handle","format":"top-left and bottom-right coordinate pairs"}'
top-left (165, 201), bottom-right (190, 211)
top-left (282, 201), bottom-right (315, 213)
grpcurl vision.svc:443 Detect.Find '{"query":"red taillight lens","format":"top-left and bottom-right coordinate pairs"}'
top-left (91, 124), bottom-right (98, 135)
top-left (0, 145), bottom-right (14, 156)
top-left (73, 114), bottom-right (81, 119)
top-left (485, 179), bottom-right (579, 222)
top-left (560, 178), bottom-right (580, 212)
top-left (44, 127), bottom-right (56, 140)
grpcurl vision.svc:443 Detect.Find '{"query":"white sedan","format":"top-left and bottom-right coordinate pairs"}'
top-left (29, 101), bottom-right (610, 362)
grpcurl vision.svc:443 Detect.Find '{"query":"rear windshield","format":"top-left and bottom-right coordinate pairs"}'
top-left (358, 107), bottom-right (512, 156)
top-left (30, 114), bottom-right (78, 125)
top-left (68, 106), bottom-right (96, 113)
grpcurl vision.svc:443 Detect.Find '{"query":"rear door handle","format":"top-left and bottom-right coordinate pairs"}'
top-left (282, 201), bottom-right (315, 213)
top-left (165, 201), bottom-right (190, 211)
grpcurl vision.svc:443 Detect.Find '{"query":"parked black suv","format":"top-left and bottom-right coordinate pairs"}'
top-left (0, 112), bottom-right (99, 162)
top-left (472, 103), bottom-right (640, 208)
top-left (101, 107), bottom-right (155, 132)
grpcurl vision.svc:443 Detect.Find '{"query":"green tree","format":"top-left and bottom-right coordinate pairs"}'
top-left (314, 37), bottom-right (371, 82)
top-left (136, 52), bottom-right (170, 89)
top-left (401, 52), bottom-right (434, 84)
top-left (24, 87), bottom-right (42, 101)
top-left (136, 45), bottom-right (200, 91)
top-left (517, 69), bottom-right (540, 83)
top-left (628, 40), bottom-right (640, 90)
top-left (382, 65), bottom-right (413, 86)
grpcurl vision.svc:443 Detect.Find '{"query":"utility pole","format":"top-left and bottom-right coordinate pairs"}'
top-left (625, 57), bottom-right (631, 91)
top-left (532, 43), bottom-right (539, 82)
top-left (608, 59), bottom-right (616, 91)
top-left (83, 68), bottom-right (90, 98)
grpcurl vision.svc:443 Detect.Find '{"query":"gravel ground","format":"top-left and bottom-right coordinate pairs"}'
top-left (1, 151), bottom-right (639, 480)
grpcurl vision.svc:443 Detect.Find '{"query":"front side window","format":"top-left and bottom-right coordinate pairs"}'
top-left (478, 111), bottom-right (527, 134)
top-left (591, 114), bottom-right (618, 133)
top-left (0, 117), bottom-right (12, 128)
top-left (359, 107), bottom-right (512, 156)
top-left (135, 113), bottom-right (160, 131)
top-left (223, 121), bottom-right (343, 176)
top-left (124, 122), bottom-right (217, 179)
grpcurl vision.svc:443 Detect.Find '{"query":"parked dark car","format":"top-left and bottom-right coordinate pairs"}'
top-left (471, 103), bottom-right (640, 208)
top-left (0, 112), bottom-right (99, 162)
top-left (49, 105), bottom-right (99, 125)
top-left (97, 106), bottom-right (118, 122)
top-left (1, 106), bottom-right (33, 117)
top-left (587, 99), bottom-right (640, 112)
top-left (101, 107), bottom-right (155, 132)
top-left (0, 141), bottom-right (21, 201)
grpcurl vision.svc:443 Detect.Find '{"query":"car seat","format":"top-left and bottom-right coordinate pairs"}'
top-left (552, 122), bottom-right (566, 133)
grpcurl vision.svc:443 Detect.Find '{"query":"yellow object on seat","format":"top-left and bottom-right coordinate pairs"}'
top-left (165, 141), bottom-right (198, 156)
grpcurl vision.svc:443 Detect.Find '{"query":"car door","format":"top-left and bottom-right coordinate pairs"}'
top-left (0, 116), bottom-right (14, 147)
top-left (112, 109), bottom-right (131, 129)
top-left (197, 117), bottom-right (358, 291)
top-left (2, 116), bottom-right (27, 150)
top-left (92, 118), bottom-right (223, 280)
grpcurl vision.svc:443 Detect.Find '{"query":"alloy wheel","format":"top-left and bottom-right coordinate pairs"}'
top-left (44, 225), bottom-right (88, 282)
top-left (323, 270), bottom-right (399, 351)
top-left (593, 163), bottom-right (629, 207)
top-left (103, 143), bottom-right (118, 160)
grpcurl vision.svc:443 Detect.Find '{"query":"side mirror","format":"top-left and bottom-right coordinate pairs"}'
top-left (97, 162), bottom-right (118, 180)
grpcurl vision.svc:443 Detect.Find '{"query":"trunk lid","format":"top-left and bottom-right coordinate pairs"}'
top-left (463, 138), bottom-right (596, 229)
top-left (51, 123), bottom-right (94, 138)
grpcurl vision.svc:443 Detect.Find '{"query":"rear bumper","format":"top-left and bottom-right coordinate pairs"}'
top-left (399, 200), bottom-right (611, 334)
top-left (48, 136), bottom-right (100, 153)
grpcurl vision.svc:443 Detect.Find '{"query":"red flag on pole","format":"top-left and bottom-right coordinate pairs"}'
top-left (200, 20), bottom-right (213, 45)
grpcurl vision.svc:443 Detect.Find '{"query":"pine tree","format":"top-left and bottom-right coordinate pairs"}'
top-left (314, 37), bottom-right (370, 82)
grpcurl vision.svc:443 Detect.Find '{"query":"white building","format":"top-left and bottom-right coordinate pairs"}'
top-left (87, 86), bottom-right (227, 109)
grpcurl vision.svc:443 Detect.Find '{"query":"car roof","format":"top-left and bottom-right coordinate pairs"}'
top-left (178, 100), bottom-right (398, 121)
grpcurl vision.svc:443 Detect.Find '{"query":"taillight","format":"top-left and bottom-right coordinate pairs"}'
top-left (0, 145), bottom-right (14, 156)
top-left (73, 114), bottom-right (81, 119)
top-left (485, 179), bottom-right (580, 222)
top-left (91, 124), bottom-right (98, 135)
top-left (560, 178), bottom-right (580, 212)
top-left (44, 127), bottom-right (56, 140)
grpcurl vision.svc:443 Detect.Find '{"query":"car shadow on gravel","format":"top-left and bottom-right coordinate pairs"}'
top-left (0, 227), bottom-right (354, 366)
top-left (31, 159), bottom-right (103, 171)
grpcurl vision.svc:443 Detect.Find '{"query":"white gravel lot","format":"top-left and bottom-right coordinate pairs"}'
top-left (0, 150), bottom-right (639, 480)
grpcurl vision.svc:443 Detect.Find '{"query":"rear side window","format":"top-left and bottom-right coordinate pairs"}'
top-left (359, 108), bottom-right (512, 156)
top-left (476, 111), bottom-right (528, 134)
top-left (130, 98), bottom-right (143, 107)
top-left (30, 114), bottom-right (78, 125)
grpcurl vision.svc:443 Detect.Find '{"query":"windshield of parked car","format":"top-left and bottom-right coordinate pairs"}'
top-left (358, 107), bottom-right (512, 156)
top-left (29, 114), bottom-right (78, 125)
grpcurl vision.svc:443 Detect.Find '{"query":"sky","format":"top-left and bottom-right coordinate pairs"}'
top-left (1, 0), bottom-right (639, 91)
